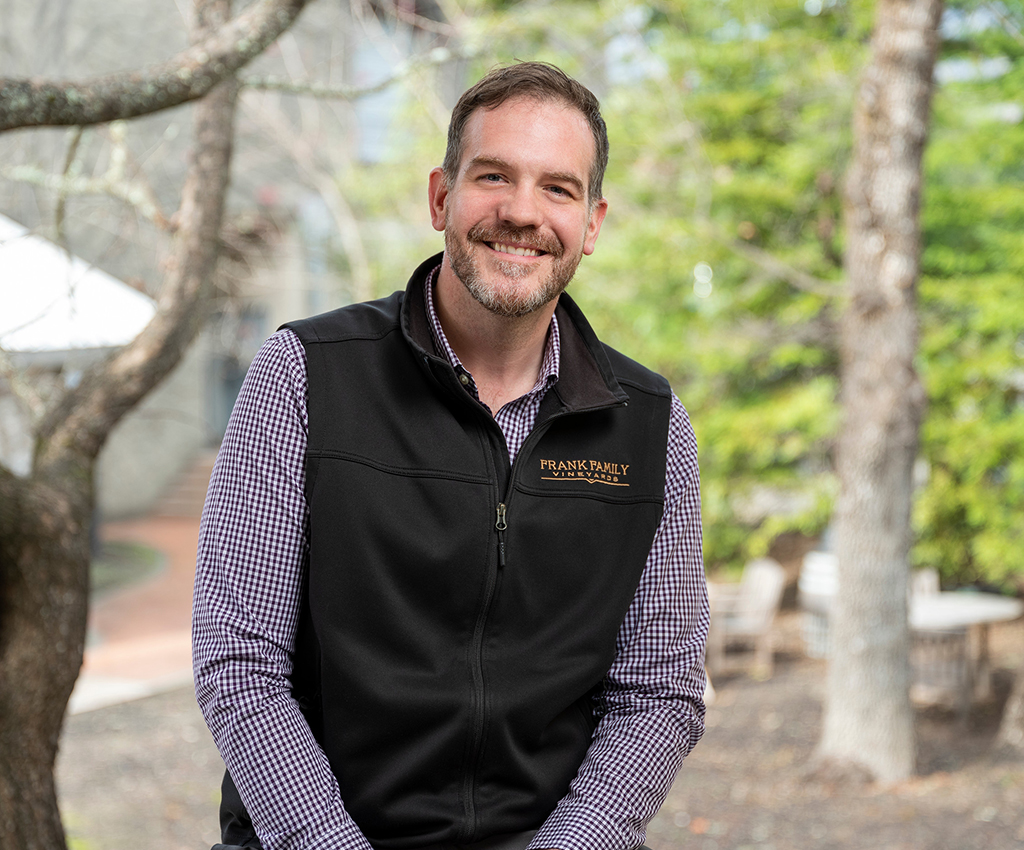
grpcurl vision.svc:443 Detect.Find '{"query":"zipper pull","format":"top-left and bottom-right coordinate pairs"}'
top-left (495, 503), bottom-right (507, 568)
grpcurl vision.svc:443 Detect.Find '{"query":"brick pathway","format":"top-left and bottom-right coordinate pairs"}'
top-left (71, 516), bottom-right (201, 714)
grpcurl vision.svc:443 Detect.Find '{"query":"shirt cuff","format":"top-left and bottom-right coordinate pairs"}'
top-left (528, 803), bottom-right (631, 850)
top-left (261, 817), bottom-right (374, 850)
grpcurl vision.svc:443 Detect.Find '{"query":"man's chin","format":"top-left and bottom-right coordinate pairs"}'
top-left (477, 297), bottom-right (552, 320)
top-left (491, 258), bottom-right (540, 282)
top-left (470, 275), bottom-right (569, 319)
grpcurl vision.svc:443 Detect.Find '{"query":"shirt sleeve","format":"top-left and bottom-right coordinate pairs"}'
top-left (529, 393), bottom-right (709, 850)
top-left (192, 329), bottom-right (374, 850)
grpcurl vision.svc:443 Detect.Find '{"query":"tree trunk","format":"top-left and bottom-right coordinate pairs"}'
top-left (0, 1), bottom-right (241, 844)
top-left (0, 0), bottom-right (310, 131)
top-left (817, 0), bottom-right (942, 784)
top-left (994, 659), bottom-right (1024, 756)
top-left (0, 466), bottom-right (93, 850)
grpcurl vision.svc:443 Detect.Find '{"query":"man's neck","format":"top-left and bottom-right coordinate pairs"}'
top-left (434, 265), bottom-right (556, 414)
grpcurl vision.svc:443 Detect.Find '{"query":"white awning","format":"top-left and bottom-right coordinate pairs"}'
top-left (0, 214), bottom-right (155, 353)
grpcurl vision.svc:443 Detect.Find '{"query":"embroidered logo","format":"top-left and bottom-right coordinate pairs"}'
top-left (539, 458), bottom-right (630, 487)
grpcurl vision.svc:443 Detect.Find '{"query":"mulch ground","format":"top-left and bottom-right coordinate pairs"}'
top-left (57, 612), bottom-right (1024, 850)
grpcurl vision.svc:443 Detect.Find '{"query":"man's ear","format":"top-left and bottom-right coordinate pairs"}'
top-left (582, 197), bottom-right (609, 256)
top-left (428, 167), bottom-right (449, 232)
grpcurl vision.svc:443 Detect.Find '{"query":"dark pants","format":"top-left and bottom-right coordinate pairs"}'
top-left (415, 831), bottom-right (538, 850)
top-left (213, 771), bottom-right (651, 850)
top-left (412, 832), bottom-right (651, 850)
top-left (213, 830), bottom-right (542, 850)
top-left (214, 829), bottom-right (652, 850)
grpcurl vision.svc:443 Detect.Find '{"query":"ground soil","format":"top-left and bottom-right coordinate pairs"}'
top-left (57, 612), bottom-right (1024, 850)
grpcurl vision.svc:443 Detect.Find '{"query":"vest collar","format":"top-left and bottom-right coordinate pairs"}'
top-left (400, 252), bottom-right (629, 413)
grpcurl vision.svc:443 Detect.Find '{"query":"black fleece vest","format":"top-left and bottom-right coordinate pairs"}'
top-left (284, 254), bottom-right (671, 849)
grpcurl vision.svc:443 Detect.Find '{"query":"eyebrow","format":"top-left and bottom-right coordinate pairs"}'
top-left (466, 156), bottom-right (587, 198)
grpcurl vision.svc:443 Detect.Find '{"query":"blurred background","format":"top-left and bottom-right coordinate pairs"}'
top-left (1, 0), bottom-right (1023, 848)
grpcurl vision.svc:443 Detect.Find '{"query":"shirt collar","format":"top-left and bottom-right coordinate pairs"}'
top-left (423, 264), bottom-right (561, 401)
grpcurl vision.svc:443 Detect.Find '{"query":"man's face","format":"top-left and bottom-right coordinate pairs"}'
top-left (428, 97), bottom-right (608, 319)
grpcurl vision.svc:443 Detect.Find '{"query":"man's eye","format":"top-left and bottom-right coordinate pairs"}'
top-left (481, 174), bottom-right (503, 183)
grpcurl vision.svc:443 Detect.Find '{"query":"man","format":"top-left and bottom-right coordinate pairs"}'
top-left (193, 61), bottom-right (708, 850)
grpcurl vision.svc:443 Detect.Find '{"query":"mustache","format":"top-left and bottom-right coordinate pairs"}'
top-left (466, 224), bottom-right (563, 258)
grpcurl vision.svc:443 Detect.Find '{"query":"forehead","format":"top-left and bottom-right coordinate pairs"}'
top-left (458, 96), bottom-right (596, 183)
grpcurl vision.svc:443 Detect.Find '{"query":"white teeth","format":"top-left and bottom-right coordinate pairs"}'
top-left (492, 243), bottom-right (541, 257)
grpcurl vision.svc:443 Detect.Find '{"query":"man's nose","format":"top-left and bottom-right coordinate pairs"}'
top-left (497, 183), bottom-right (543, 228)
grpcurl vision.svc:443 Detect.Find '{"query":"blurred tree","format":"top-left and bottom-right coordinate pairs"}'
top-left (997, 662), bottom-right (1024, 756)
top-left (818, 0), bottom-right (943, 783)
top-left (0, 1), bottom-right (309, 847)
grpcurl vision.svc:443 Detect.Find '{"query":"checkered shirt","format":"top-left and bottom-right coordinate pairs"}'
top-left (193, 268), bottom-right (709, 850)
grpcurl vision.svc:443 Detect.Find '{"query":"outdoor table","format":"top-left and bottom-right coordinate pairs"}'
top-left (910, 591), bottom-right (1024, 701)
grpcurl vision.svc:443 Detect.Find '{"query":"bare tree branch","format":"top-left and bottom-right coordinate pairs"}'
top-left (390, 2), bottom-right (459, 36)
top-left (242, 89), bottom-right (375, 302)
top-left (6, 164), bottom-right (169, 229)
top-left (4, 122), bottom-right (172, 229)
top-left (35, 32), bottom-right (240, 465)
top-left (0, 0), bottom-right (311, 131)
top-left (0, 349), bottom-right (46, 425)
top-left (358, 9), bottom-right (453, 131)
top-left (986, 2), bottom-right (1024, 47)
top-left (243, 44), bottom-right (474, 99)
top-left (433, 0), bottom-right (469, 28)
top-left (55, 126), bottom-right (84, 250)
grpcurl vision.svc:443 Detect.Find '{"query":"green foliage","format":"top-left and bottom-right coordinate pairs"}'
top-left (915, 270), bottom-right (1024, 587)
top-left (347, 0), bottom-right (1024, 587)
top-left (574, 0), bottom-right (857, 571)
top-left (911, 6), bottom-right (1024, 589)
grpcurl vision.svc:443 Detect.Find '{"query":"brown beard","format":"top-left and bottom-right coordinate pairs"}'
top-left (445, 220), bottom-right (583, 319)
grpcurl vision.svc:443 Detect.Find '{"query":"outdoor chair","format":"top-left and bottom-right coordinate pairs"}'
top-left (910, 567), bottom-right (940, 599)
top-left (706, 557), bottom-right (787, 679)
top-left (910, 626), bottom-right (972, 714)
top-left (793, 557), bottom-right (973, 711)
top-left (909, 567), bottom-right (972, 714)
top-left (797, 549), bottom-right (837, 658)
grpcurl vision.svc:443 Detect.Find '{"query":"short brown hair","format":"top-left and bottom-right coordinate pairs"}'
top-left (442, 62), bottom-right (609, 205)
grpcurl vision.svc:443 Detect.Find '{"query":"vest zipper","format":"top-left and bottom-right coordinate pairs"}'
top-left (495, 502), bottom-right (507, 568)
top-left (460, 497), bottom-right (505, 840)
top-left (462, 408), bottom-right (617, 839)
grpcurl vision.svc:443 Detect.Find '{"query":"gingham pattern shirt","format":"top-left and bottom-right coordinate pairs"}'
top-left (423, 267), bottom-right (561, 458)
top-left (193, 270), bottom-right (709, 850)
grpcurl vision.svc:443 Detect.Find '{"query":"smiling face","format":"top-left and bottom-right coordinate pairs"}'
top-left (429, 96), bottom-right (608, 319)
